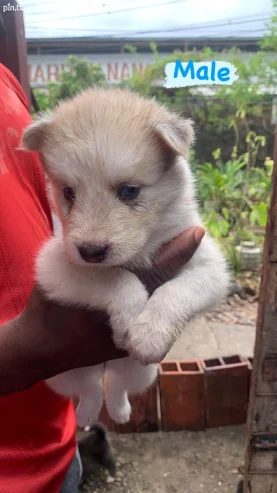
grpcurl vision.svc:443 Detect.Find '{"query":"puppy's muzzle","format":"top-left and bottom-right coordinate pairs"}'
top-left (78, 243), bottom-right (108, 263)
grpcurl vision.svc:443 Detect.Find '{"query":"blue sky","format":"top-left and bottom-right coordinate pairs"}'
top-left (20, 0), bottom-right (273, 39)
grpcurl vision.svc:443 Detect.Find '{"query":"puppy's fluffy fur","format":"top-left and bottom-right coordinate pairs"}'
top-left (22, 88), bottom-right (229, 427)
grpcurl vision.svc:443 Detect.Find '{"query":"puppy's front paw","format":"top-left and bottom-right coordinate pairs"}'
top-left (108, 400), bottom-right (132, 425)
top-left (125, 313), bottom-right (174, 365)
top-left (110, 280), bottom-right (149, 349)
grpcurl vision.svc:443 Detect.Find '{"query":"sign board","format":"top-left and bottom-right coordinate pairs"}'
top-left (28, 53), bottom-right (166, 87)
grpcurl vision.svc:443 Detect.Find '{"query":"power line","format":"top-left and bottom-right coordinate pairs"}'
top-left (27, 16), bottom-right (270, 31)
top-left (25, 11), bottom-right (271, 29)
top-left (22, 1), bottom-right (55, 6)
top-left (24, 0), bottom-right (185, 20)
top-left (27, 26), bottom-right (141, 32)
top-left (22, 0), bottom-right (131, 8)
top-left (21, 0), bottom-right (55, 7)
top-left (115, 15), bottom-right (271, 36)
top-left (26, 21), bottom-right (268, 35)
top-left (26, 15), bottom-right (270, 37)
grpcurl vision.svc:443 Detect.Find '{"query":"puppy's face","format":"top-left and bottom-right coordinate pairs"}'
top-left (23, 89), bottom-right (194, 267)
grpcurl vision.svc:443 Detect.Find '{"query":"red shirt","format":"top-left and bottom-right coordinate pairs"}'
top-left (0, 64), bottom-right (76, 493)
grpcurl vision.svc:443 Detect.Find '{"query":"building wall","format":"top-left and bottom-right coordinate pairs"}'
top-left (28, 52), bottom-right (163, 87)
top-left (28, 50), bottom-right (255, 88)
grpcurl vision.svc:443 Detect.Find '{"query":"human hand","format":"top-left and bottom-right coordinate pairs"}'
top-left (136, 226), bottom-right (205, 294)
top-left (0, 226), bottom-right (204, 394)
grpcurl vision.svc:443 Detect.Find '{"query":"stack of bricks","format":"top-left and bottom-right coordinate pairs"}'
top-left (85, 355), bottom-right (252, 433)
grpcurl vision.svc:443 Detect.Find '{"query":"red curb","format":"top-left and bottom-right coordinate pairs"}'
top-left (201, 355), bottom-right (249, 428)
top-left (99, 383), bottom-right (159, 433)
top-left (159, 360), bottom-right (205, 431)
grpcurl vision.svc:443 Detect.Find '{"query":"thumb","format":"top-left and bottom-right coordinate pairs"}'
top-left (153, 226), bottom-right (205, 273)
top-left (136, 226), bottom-right (205, 295)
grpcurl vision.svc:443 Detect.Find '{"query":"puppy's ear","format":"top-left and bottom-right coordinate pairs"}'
top-left (151, 117), bottom-right (194, 160)
top-left (21, 114), bottom-right (53, 152)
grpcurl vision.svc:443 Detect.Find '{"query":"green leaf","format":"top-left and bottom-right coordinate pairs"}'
top-left (222, 207), bottom-right (230, 220)
top-left (250, 203), bottom-right (268, 227)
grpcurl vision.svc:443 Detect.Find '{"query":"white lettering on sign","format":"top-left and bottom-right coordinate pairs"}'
top-left (28, 53), bottom-right (161, 87)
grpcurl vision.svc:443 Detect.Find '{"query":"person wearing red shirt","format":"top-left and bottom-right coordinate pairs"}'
top-left (0, 62), bottom-right (204, 493)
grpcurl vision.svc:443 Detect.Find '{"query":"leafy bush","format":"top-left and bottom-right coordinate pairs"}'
top-left (33, 3), bottom-right (277, 163)
top-left (34, 56), bottom-right (106, 111)
top-left (124, 46), bottom-right (274, 164)
top-left (121, 1), bottom-right (277, 164)
top-left (193, 135), bottom-right (272, 271)
top-left (194, 132), bottom-right (270, 230)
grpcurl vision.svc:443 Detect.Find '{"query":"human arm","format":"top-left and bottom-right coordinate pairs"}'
top-left (0, 226), bottom-right (204, 395)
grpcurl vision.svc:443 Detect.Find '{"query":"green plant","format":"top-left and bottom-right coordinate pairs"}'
top-left (250, 203), bottom-right (268, 228)
top-left (196, 131), bottom-right (269, 226)
top-left (203, 210), bottom-right (230, 239)
top-left (192, 133), bottom-right (272, 271)
top-left (222, 237), bottom-right (242, 273)
top-left (194, 154), bottom-right (245, 206)
top-left (34, 56), bottom-right (106, 110)
top-left (121, 4), bottom-right (277, 163)
top-left (32, 90), bottom-right (50, 114)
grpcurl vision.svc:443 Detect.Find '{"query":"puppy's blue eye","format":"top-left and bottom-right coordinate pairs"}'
top-left (119, 185), bottom-right (140, 200)
top-left (63, 187), bottom-right (75, 201)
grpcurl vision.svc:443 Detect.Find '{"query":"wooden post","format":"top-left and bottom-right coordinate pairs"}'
top-left (0, 0), bottom-right (30, 105)
top-left (244, 129), bottom-right (277, 492)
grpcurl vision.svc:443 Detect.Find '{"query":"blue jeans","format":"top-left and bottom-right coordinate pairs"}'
top-left (60, 448), bottom-right (83, 493)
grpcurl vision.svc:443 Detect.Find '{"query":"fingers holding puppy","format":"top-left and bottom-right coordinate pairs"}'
top-left (137, 226), bottom-right (205, 294)
top-left (123, 226), bottom-right (206, 363)
top-left (113, 226), bottom-right (205, 362)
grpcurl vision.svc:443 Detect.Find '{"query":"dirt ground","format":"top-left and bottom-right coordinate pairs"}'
top-left (80, 425), bottom-right (245, 493)
top-left (79, 276), bottom-right (257, 493)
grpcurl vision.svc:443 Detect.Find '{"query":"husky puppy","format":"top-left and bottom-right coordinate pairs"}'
top-left (22, 88), bottom-right (229, 427)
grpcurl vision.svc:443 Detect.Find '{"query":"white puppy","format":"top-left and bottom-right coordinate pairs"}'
top-left (22, 88), bottom-right (229, 428)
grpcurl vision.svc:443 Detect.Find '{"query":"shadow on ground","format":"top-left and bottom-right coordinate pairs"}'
top-left (80, 425), bottom-right (245, 493)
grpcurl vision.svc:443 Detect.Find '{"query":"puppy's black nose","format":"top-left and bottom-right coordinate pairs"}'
top-left (78, 243), bottom-right (108, 263)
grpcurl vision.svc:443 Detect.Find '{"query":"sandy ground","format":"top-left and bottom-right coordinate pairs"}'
top-left (80, 426), bottom-right (245, 493)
